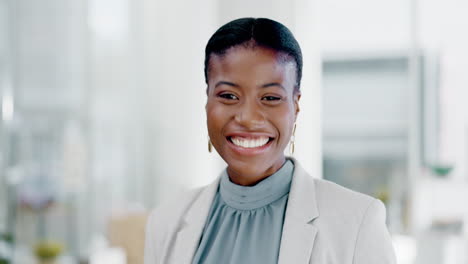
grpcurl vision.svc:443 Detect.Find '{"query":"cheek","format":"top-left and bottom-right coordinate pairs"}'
top-left (273, 106), bottom-right (296, 140)
top-left (278, 120), bottom-right (293, 140)
top-left (206, 102), bottom-right (229, 136)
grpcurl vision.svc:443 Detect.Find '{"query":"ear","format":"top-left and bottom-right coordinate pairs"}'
top-left (293, 90), bottom-right (301, 119)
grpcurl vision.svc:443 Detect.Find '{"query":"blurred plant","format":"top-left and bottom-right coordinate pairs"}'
top-left (375, 187), bottom-right (390, 205)
top-left (0, 233), bottom-right (13, 245)
top-left (429, 164), bottom-right (454, 177)
top-left (0, 232), bottom-right (14, 264)
top-left (34, 241), bottom-right (63, 263)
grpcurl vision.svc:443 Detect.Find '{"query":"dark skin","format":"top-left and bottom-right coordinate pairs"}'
top-left (205, 45), bottom-right (301, 186)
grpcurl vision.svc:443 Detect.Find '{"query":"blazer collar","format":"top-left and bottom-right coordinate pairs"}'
top-left (174, 157), bottom-right (319, 264)
top-left (278, 156), bottom-right (319, 264)
top-left (169, 177), bottom-right (220, 264)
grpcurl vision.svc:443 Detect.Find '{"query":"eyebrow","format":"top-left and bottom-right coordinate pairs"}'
top-left (214, 81), bottom-right (285, 90)
top-left (261, 82), bottom-right (285, 90)
top-left (214, 81), bottom-right (239, 88)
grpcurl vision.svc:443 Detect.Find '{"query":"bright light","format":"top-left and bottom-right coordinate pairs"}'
top-left (393, 234), bottom-right (417, 264)
top-left (2, 93), bottom-right (14, 122)
top-left (90, 247), bottom-right (126, 264)
top-left (88, 0), bottom-right (129, 41)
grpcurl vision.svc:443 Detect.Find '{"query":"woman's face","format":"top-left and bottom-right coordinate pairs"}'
top-left (206, 46), bottom-right (301, 186)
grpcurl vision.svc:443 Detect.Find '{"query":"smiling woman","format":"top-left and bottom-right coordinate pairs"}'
top-left (206, 45), bottom-right (300, 186)
top-left (144, 18), bottom-right (397, 264)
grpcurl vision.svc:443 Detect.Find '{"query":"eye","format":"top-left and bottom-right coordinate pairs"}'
top-left (262, 96), bottom-right (281, 101)
top-left (218, 93), bottom-right (239, 100)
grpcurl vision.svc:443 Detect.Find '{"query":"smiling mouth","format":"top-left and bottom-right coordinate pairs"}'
top-left (227, 136), bottom-right (274, 148)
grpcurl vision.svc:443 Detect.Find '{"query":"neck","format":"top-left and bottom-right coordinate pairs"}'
top-left (227, 156), bottom-right (287, 186)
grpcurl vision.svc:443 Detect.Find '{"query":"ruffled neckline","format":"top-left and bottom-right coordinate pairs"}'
top-left (219, 158), bottom-right (294, 210)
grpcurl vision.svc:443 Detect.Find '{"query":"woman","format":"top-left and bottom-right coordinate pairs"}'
top-left (144, 17), bottom-right (396, 264)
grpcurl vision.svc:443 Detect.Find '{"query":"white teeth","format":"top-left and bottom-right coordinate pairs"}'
top-left (231, 136), bottom-right (270, 148)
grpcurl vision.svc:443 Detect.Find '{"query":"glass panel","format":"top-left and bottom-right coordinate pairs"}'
top-left (322, 56), bottom-right (410, 233)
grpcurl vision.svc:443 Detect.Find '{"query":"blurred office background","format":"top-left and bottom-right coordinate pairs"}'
top-left (0, 0), bottom-right (467, 263)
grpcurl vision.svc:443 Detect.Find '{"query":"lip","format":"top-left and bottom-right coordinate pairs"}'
top-left (226, 132), bottom-right (275, 139)
top-left (226, 132), bottom-right (275, 156)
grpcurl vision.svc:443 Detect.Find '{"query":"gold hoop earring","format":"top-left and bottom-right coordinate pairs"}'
top-left (208, 138), bottom-right (213, 153)
top-left (289, 123), bottom-right (296, 155)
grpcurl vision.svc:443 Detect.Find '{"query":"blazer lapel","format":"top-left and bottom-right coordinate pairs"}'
top-left (278, 157), bottom-right (319, 264)
top-left (169, 177), bottom-right (220, 264)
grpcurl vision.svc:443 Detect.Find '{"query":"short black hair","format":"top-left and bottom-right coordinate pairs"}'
top-left (204, 17), bottom-right (303, 91)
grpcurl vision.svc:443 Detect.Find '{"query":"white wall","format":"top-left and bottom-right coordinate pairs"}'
top-left (318, 0), bottom-right (411, 54)
top-left (141, 0), bottom-right (223, 204)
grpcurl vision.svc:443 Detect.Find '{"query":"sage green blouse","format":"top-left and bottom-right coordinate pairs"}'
top-left (191, 159), bottom-right (294, 264)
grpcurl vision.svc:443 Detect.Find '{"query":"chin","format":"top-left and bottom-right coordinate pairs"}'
top-left (225, 154), bottom-right (275, 171)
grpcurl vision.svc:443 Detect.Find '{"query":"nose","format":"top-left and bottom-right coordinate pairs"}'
top-left (234, 100), bottom-right (266, 129)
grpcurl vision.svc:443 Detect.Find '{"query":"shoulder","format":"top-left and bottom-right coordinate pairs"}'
top-left (289, 157), bottom-right (381, 225)
top-left (312, 177), bottom-right (384, 226)
top-left (308, 178), bottom-right (395, 263)
top-left (313, 178), bottom-right (377, 211)
top-left (146, 185), bottom-right (208, 231)
top-left (144, 185), bottom-right (209, 264)
top-left (144, 184), bottom-right (213, 263)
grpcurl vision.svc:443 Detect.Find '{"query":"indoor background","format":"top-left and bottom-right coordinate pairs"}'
top-left (0, 0), bottom-right (467, 263)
